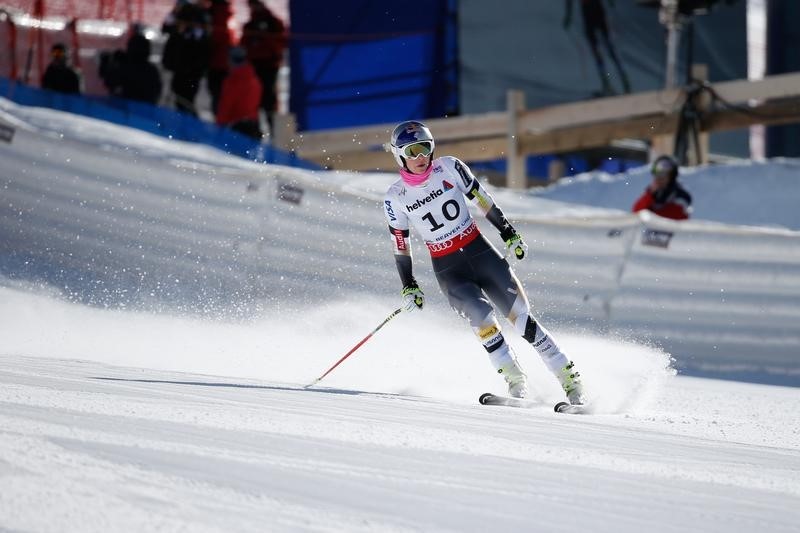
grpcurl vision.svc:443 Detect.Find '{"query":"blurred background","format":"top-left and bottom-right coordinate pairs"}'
top-left (2, 0), bottom-right (798, 180)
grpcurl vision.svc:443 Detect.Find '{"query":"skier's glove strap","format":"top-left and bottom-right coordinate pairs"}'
top-left (505, 233), bottom-right (529, 260)
top-left (401, 285), bottom-right (424, 312)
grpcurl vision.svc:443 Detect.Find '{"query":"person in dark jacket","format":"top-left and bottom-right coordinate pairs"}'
top-left (100, 31), bottom-right (163, 105)
top-left (41, 43), bottom-right (81, 94)
top-left (161, 2), bottom-right (211, 115)
top-left (240, 0), bottom-right (286, 135)
top-left (632, 155), bottom-right (692, 220)
top-left (216, 46), bottom-right (262, 140)
top-left (121, 32), bottom-right (163, 104)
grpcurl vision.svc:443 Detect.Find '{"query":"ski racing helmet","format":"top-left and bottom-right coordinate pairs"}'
top-left (390, 121), bottom-right (435, 169)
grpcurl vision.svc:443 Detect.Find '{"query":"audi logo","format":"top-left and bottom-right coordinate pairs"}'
top-left (427, 241), bottom-right (454, 252)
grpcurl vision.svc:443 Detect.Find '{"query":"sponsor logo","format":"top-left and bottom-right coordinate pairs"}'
top-left (406, 188), bottom-right (443, 211)
top-left (433, 165), bottom-right (443, 173)
top-left (393, 228), bottom-right (406, 251)
top-left (534, 336), bottom-right (548, 348)
top-left (403, 123), bottom-right (422, 138)
top-left (454, 159), bottom-right (472, 187)
top-left (277, 182), bottom-right (304, 204)
top-left (385, 200), bottom-right (397, 221)
top-left (641, 228), bottom-right (674, 249)
top-left (478, 325), bottom-right (499, 340)
top-left (442, 180), bottom-right (454, 191)
top-left (427, 240), bottom-right (454, 253)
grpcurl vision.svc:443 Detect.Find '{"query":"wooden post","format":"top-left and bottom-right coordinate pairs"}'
top-left (548, 158), bottom-right (565, 183)
top-left (506, 90), bottom-right (526, 189)
top-left (272, 112), bottom-right (297, 152)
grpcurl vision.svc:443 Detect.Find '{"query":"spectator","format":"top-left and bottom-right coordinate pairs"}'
top-left (161, 1), bottom-right (211, 115)
top-left (216, 46), bottom-right (263, 140)
top-left (99, 30), bottom-right (162, 105)
top-left (161, 0), bottom-right (191, 35)
top-left (41, 43), bottom-right (81, 94)
top-left (240, 0), bottom-right (287, 135)
top-left (632, 155), bottom-right (692, 220)
top-left (122, 32), bottom-right (163, 104)
top-left (206, 0), bottom-right (236, 114)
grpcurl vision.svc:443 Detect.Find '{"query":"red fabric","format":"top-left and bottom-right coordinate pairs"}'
top-left (426, 221), bottom-right (481, 257)
top-left (209, 2), bottom-right (236, 71)
top-left (632, 191), bottom-right (689, 220)
top-left (216, 63), bottom-right (262, 125)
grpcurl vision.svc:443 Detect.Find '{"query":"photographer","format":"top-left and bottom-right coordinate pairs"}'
top-left (632, 155), bottom-right (692, 220)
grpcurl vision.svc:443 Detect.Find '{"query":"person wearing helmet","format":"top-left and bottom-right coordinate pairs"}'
top-left (383, 120), bottom-right (585, 404)
top-left (632, 155), bottom-right (692, 220)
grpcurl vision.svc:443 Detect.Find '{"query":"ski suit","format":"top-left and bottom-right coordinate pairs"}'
top-left (383, 156), bottom-right (571, 378)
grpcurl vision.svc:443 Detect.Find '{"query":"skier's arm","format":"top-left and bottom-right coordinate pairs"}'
top-left (453, 158), bottom-right (528, 259)
top-left (453, 159), bottom-right (517, 240)
top-left (388, 226), bottom-right (417, 288)
top-left (384, 195), bottom-right (418, 288)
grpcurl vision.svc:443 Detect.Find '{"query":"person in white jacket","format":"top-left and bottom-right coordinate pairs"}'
top-left (382, 120), bottom-right (585, 404)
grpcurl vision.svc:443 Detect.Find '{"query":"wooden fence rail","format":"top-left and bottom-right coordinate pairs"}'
top-left (274, 71), bottom-right (800, 188)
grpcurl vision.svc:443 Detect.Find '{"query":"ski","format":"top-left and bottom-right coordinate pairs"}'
top-left (554, 401), bottom-right (588, 415)
top-left (478, 392), bottom-right (539, 409)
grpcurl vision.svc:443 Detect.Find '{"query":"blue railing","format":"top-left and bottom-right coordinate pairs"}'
top-left (0, 77), bottom-right (318, 169)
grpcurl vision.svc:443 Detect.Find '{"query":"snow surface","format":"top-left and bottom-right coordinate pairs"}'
top-left (1, 100), bottom-right (800, 532)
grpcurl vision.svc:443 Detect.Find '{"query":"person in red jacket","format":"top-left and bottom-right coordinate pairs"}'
top-left (216, 46), bottom-right (263, 140)
top-left (240, 0), bottom-right (287, 136)
top-left (206, 0), bottom-right (236, 114)
top-left (632, 155), bottom-right (692, 220)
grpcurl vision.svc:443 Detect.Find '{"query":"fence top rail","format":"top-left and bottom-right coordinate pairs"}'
top-left (297, 112), bottom-right (507, 155)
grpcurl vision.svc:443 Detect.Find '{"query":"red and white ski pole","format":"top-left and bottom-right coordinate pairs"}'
top-left (304, 307), bottom-right (403, 388)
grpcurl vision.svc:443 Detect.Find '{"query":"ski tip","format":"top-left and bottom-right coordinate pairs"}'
top-left (478, 392), bottom-right (494, 405)
top-left (554, 401), bottom-right (589, 414)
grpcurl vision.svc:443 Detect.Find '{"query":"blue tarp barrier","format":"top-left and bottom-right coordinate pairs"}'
top-left (289, 0), bottom-right (458, 131)
top-left (0, 77), bottom-right (317, 169)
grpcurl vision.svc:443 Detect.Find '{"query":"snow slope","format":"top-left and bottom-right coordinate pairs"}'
top-left (1, 100), bottom-right (800, 531)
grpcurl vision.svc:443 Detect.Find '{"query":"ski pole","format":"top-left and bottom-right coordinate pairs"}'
top-left (304, 307), bottom-right (403, 388)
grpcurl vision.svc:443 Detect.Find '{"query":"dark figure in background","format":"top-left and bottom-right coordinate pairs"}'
top-left (240, 0), bottom-right (287, 135)
top-left (99, 30), bottom-right (163, 105)
top-left (563, 0), bottom-right (630, 96)
top-left (216, 46), bottom-right (263, 140)
top-left (41, 43), bottom-right (81, 94)
top-left (632, 155), bottom-right (692, 220)
top-left (161, 2), bottom-right (211, 115)
top-left (206, 0), bottom-right (236, 114)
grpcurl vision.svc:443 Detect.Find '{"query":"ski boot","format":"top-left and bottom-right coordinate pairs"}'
top-left (499, 363), bottom-right (529, 399)
top-left (560, 361), bottom-right (585, 405)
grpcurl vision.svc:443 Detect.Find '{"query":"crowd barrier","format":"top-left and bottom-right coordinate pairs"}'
top-left (0, 77), bottom-right (315, 168)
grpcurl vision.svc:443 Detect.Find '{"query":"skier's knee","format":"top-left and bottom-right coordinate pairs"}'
top-left (476, 322), bottom-right (505, 353)
top-left (522, 316), bottom-right (539, 343)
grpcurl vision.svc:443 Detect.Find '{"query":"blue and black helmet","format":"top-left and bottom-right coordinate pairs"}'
top-left (389, 121), bottom-right (435, 168)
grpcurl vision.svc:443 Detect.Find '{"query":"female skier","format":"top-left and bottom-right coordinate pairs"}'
top-left (382, 120), bottom-right (585, 404)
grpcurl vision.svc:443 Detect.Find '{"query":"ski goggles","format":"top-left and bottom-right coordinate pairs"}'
top-left (400, 141), bottom-right (433, 159)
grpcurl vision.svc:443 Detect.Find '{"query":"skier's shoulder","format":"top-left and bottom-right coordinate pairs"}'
top-left (434, 155), bottom-right (466, 171)
top-left (385, 176), bottom-right (405, 198)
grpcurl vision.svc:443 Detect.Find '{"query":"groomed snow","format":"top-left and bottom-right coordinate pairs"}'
top-left (1, 99), bottom-right (799, 532)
